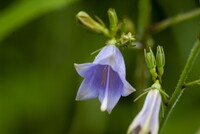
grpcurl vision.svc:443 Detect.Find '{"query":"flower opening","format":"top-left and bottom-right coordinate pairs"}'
top-left (75, 45), bottom-right (135, 113)
top-left (128, 89), bottom-right (162, 134)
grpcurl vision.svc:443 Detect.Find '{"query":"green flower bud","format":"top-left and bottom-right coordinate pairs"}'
top-left (156, 46), bottom-right (165, 68)
top-left (107, 8), bottom-right (118, 34)
top-left (144, 48), bottom-right (157, 81)
top-left (156, 46), bottom-right (165, 82)
top-left (76, 11), bottom-right (109, 35)
top-left (144, 48), bottom-right (156, 69)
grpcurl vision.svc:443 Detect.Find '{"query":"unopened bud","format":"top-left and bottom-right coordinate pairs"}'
top-left (107, 8), bottom-right (118, 34)
top-left (156, 46), bottom-right (165, 68)
top-left (156, 46), bottom-right (165, 82)
top-left (144, 48), bottom-right (156, 69)
top-left (76, 11), bottom-right (108, 35)
top-left (144, 48), bottom-right (157, 81)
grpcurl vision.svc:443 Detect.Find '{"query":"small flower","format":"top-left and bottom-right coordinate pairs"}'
top-left (74, 45), bottom-right (135, 113)
top-left (127, 89), bottom-right (162, 134)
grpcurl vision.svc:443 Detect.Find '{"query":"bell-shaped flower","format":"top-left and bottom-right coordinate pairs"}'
top-left (74, 45), bottom-right (135, 113)
top-left (127, 89), bottom-right (162, 134)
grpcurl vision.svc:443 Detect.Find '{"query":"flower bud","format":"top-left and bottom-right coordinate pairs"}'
top-left (127, 88), bottom-right (162, 134)
top-left (107, 8), bottom-right (118, 34)
top-left (76, 11), bottom-right (108, 35)
top-left (156, 46), bottom-right (165, 81)
top-left (144, 48), bottom-right (157, 81)
top-left (156, 46), bottom-right (165, 68)
top-left (144, 48), bottom-right (156, 69)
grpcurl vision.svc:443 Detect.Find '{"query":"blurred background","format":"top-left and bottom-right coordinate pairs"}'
top-left (0, 0), bottom-right (200, 134)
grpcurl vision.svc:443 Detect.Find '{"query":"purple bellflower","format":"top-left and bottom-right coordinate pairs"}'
top-left (127, 89), bottom-right (162, 134)
top-left (74, 45), bottom-right (135, 113)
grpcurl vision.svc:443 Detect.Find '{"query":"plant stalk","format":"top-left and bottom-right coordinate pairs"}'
top-left (149, 8), bottom-right (200, 33)
top-left (160, 39), bottom-right (200, 133)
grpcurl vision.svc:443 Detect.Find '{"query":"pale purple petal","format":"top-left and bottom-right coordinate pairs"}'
top-left (94, 45), bottom-right (126, 77)
top-left (150, 90), bottom-right (161, 134)
top-left (128, 90), bottom-right (161, 134)
top-left (76, 65), bottom-right (105, 100)
top-left (128, 90), bottom-right (154, 131)
top-left (74, 63), bottom-right (94, 77)
top-left (121, 78), bottom-right (136, 96)
top-left (98, 66), bottom-right (123, 113)
top-left (94, 45), bottom-right (136, 97)
top-left (76, 79), bottom-right (99, 100)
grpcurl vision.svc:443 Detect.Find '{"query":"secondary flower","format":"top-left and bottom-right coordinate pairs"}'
top-left (74, 45), bottom-right (135, 113)
top-left (127, 89), bottom-right (162, 134)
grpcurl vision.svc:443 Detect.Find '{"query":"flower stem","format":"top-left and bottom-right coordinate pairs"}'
top-left (134, 0), bottom-right (151, 89)
top-left (184, 79), bottom-right (200, 87)
top-left (160, 38), bottom-right (200, 133)
top-left (137, 0), bottom-right (151, 41)
top-left (149, 8), bottom-right (200, 33)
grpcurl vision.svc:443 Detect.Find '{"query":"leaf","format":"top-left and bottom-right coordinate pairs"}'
top-left (0, 0), bottom-right (77, 42)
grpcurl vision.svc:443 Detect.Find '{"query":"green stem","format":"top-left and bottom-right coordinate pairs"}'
top-left (160, 39), bottom-right (200, 133)
top-left (184, 79), bottom-right (200, 87)
top-left (137, 0), bottom-right (151, 41)
top-left (134, 0), bottom-right (151, 89)
top-left (149, 8), bottom-right (200, 33)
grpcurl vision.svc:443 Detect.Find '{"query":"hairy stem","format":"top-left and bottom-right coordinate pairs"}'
top-left (149, 8), bottom-right (200, 33)
top-left (160, 39), bottom-right (200, 133)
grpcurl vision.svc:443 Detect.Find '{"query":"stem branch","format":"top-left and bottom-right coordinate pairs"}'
top-left (184, 79), bottom-right (200, 87)
top-left (149, 8), bottom-right (200, 33)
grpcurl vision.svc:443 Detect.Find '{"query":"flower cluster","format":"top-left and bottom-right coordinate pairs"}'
top-left (127, 46), bottom-right (167, 134)
top-left (74, 9), bottom-right (167, 134)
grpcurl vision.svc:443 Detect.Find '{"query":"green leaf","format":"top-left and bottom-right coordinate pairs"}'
top-left (0, 0), bottom-right (77, 42)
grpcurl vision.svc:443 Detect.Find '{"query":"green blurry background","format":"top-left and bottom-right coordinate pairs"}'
top-left (0, 0), bottom-right (200, 134)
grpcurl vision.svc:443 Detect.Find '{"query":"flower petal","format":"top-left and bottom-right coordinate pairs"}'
top-left (127, 90), bottom-right (161, 134)
top-left (76, 65), bottom-right (105, 100)
top-left (94, 45), bottom-right (126, 77)
top-left (76, 79), bottom-right (98, 100)
top-left (150, 90), bottom-right (161, 134)
top-left (98, 67), bottom-right (123, 113)
top-left (121, 78), bottom-right (136, 96)
top-left (74, 63), bottom-right (94, 77)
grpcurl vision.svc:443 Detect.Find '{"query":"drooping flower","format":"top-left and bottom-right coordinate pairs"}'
top-left (74, 45), bottom-right (135, 113)
top-left (127, 89), bottom-right (162, 134)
